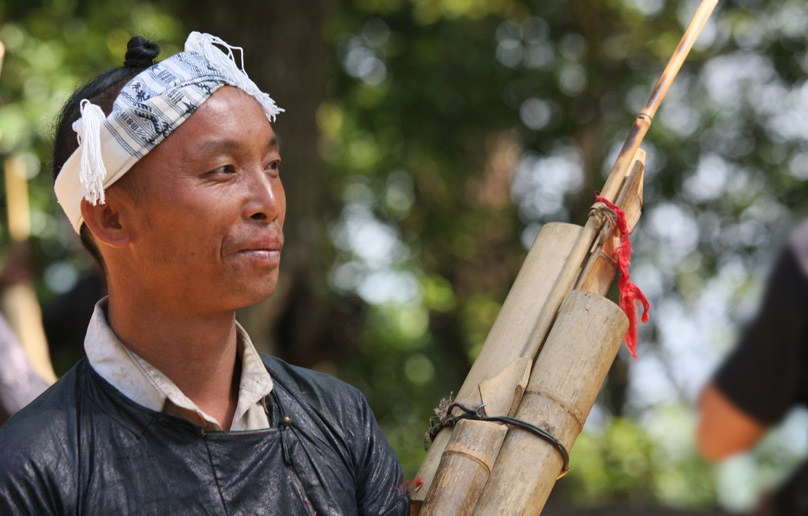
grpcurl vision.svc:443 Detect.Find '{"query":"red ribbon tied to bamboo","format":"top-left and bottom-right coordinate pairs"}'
top-left (594, 195), bottom-right (650, 358)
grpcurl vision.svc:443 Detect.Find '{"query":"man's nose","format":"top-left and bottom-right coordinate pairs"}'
top-left (243, 169), bottom-right (282, 222)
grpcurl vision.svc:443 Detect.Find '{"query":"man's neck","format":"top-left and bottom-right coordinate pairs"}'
top-left (105, 290), bottom-right (241, 430)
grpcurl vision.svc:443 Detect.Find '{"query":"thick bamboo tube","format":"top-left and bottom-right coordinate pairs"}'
top-left (472, 290), bottom-right (628, 515)
top-left (419, 420), bottom-right (508, 516)
top-left (456, 223), bottom-right (582, 404)
top-left (410, 223), bottom-right (582, 506)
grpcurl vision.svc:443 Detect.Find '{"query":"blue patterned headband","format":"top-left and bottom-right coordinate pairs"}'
top-left (54, 32), bottom-right (284, 233)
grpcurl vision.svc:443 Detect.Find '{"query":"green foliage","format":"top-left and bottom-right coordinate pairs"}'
top-left (557, 408), bottom-right (717, 508)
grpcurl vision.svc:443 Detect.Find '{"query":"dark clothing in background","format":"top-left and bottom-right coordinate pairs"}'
top-left (714, 246), bottom-right (808, 425)
top-left (0, 355), bottom-right (409, 516)
top-left (42, 272), bottom-right (105, 370)
top-left (713, 224), bottom-right (808, 516)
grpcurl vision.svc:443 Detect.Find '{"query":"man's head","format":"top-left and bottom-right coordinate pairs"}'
top-left (52, 34), bottom-right (285, 312)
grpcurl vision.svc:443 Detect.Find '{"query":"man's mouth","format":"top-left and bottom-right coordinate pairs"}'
top-left (234, 235), bottom-right (284, 265)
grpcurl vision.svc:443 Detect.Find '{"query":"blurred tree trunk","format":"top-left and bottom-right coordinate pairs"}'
top-left (176, 0), bottom-right (337, 365)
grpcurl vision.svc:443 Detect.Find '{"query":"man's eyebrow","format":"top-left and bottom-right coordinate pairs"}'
top-left (196, 138), bottom-right (242, 156)
top-left (195, 134), bottom-right (280, 156)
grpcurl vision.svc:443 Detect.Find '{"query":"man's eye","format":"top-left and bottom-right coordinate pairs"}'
top-left (266, 160), bottom-right (281, 172)
top-left (212, 165), bottom-right (237, 175)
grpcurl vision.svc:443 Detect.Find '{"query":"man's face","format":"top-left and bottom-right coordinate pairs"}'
top-left (116, 86), bottom-right (286, 314)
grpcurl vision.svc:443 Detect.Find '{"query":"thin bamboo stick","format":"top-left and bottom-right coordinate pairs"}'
top-left (600, 0), bottom-right (717, 201)
top-left (521, 0), bottom-right (718, 361)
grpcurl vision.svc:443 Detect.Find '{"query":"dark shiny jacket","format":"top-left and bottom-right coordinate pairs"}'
top-left (0, 355), bottom-right (409, 515)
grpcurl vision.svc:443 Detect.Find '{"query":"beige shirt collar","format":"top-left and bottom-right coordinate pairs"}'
top-left (84, 298), bottom-right (273, 432)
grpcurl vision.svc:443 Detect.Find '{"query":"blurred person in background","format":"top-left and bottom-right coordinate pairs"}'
top-left (0, 244), bottom-right (51, 422)
top-left (0, 312), bottom-right (49, 425)
top-left (698, 221), bottom-right (808, 515)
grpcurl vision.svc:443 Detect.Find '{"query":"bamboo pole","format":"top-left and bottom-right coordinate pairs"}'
top-left (600, 0), bottom-right (717, 202)
top-left (0, 311), bottom-right (50, 424)
top-left (411, 0), bottom-right (718, 511)
top-left (411, 150), bottom-right (645, 512)
top-left (5, 156), bottom-right (32, 242)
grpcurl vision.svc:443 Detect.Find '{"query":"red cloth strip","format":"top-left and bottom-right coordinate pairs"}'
top-left (594, 195), bottom-right (650, 358)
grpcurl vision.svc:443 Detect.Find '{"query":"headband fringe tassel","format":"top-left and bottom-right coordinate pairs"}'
top-left (184, 32), bottom-right (284, 122)
top-left (73, 99), bottom-right (108, 206)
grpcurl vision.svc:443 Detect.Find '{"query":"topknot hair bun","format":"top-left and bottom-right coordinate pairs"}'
top-left (123, 36), bottom-right (160, 69)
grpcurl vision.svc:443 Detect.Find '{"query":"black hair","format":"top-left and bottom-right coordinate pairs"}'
top-left (52, 36), bottom-right (160, 268)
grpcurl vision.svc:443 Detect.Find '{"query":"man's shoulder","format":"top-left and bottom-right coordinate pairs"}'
top-left (259, 354), bottom-right (378, 437)
top-left (0, 362), bottom-right (89, 513)
top-left (260, 354), bottom-right (364, 402)
top-left (0, 362), bottom-right (85, 457)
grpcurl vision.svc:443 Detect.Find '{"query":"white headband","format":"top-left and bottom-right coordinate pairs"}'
top-left (54, 32), bottom-right (283, 233)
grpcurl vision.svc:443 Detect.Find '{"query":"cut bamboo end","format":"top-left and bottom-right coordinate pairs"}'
top-left (419, 419), bottom-right (508, 516)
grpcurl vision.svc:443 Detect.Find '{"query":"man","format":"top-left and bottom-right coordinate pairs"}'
top-left (697, 222), bottom-right (808, 514)
top-left (0, 33), bottom-right (409, 515)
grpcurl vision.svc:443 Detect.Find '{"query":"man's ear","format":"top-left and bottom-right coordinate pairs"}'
top-left (79, 189), bottom-right (133, 248)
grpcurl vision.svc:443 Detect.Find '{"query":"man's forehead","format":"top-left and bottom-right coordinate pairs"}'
top-left (185, 134), bottom-right (280, 157)
top-left (165, 87), bottom-right (279, 154)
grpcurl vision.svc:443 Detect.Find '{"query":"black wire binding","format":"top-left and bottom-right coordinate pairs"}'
top-left (424, 401), bottom-right (570, 477)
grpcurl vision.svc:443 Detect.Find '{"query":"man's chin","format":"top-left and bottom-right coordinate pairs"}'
top-left (233, 281), bottom-right (279, 310)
